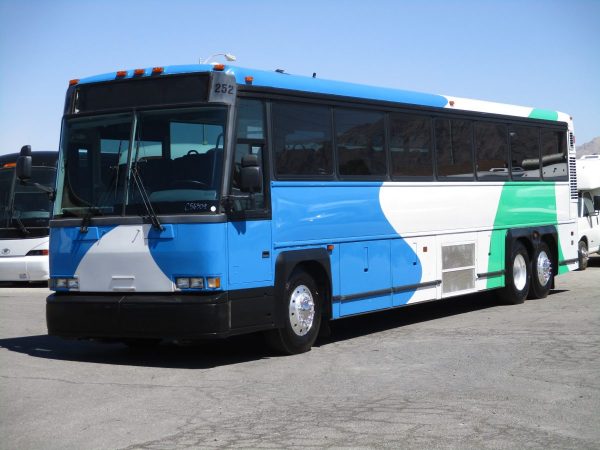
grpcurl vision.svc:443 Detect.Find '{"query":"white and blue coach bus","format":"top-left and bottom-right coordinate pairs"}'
top-left (23, 64), bottom-right (577, 353)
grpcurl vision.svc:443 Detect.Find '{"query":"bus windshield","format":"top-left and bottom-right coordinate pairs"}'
top-left (56, 106), bottom-right (227, 217)
top-left (1, 166), bottom-right (55, 234)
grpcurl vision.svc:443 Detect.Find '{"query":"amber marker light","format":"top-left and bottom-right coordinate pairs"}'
top-left (207, 277), bottom-right (221, 289)
top-left (3, 162), bottom-right (16, 168)
top-left (327, 244), bottom-right (335, 252)
top-left (245, 76), bottom-right (254, 84)
top-left (213, 63), bottom-right (225, 71)
top-left (69, 79), bottom-right (79, 86)
top-left (133, 68), bottom-right (145, 76)
top-left (116, 70), bottom-right (127, 78)
top-left (151, 67), bottom-right (164, 75)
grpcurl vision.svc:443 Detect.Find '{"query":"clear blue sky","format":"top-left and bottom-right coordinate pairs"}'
top-left (1, 0), bottom-right (599, 155)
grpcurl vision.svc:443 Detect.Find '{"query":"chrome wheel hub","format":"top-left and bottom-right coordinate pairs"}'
top-left (536, 251), bottom-right (552, 286)
top-left (289, 285), bottom-right (315, 337)
top-left (513, 253), bottom-right (528, 291)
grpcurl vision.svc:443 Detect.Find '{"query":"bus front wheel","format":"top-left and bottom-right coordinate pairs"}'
top-left (266, 270), bottom-right (322, 355)
top-left (498, 241), bottom-right (530, 305)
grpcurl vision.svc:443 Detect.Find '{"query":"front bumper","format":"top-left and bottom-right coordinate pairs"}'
top-left (46, 290), bottom-right (275, 340)
top-left (0, 256), bottom-right (49, 282)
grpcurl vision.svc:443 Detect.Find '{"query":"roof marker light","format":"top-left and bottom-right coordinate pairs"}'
top-left (449, 100), bottom-right (455, 107)
top-left (69, 79), bottom-right (79, 86)
top-left (116, 70), bottom-right (127, 78)
top-left (133, 68), bottom-right (145, 76)
top-left (152, 67), bottom-right (164, 75)
top-left (245, 76), bottom-right (254, 84)
top-left (213, 63), bottom-right (225, 71)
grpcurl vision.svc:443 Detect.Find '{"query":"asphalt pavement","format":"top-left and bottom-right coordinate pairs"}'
top-left (1, 257), bottom-right (599, 449)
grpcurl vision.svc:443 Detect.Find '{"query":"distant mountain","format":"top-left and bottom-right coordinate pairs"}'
top-left (577, 136), bottom-right (600, 158)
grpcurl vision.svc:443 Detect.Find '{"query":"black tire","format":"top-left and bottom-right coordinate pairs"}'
top-left (265, 270), bottom-right (322, 355)
top-left (578, 240), bottom-right (589, 271)
top-left (498, 241), bottom-right (530, 305)
top-left (529, 242), bottom-right (553, 299)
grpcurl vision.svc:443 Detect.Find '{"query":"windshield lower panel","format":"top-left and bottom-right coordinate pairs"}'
top-left (56, 107), bottom-right (227, 218)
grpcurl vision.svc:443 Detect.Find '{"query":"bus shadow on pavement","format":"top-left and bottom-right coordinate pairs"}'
top-left (0, 289), bottom-right (568, 368)
top-left (587, 255), bottom-right (600, 268)
top-left (0, 333), bottom-right (272, 369)
top-left (320, 291), bottom-right (501, 346)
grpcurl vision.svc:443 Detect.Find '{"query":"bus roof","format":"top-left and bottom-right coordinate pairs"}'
top-left (76, 64), bottom-right (572, 126)
top-left (0, 151), bottom-right (58, 168)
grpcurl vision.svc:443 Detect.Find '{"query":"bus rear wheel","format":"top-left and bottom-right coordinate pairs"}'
top-left (529, 242), bottom-right (553, 299)
top-left (266, 270), bottom-right (322, 355)
top-left (498, 241), bottom-right (530, 305)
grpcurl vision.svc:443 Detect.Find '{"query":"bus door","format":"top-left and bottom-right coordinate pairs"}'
top-left (226, 140), bottom-right (272, 287)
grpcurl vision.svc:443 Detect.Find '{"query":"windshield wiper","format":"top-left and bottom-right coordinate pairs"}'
top-left (12, 216), bottom-right (30, 236)
top-left (131, 164), bottom-right (163, 231)
top-left (79, 205), bottom-right (105, 233)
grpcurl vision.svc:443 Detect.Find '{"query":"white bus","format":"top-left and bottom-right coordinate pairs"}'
top-left (0, 151), bottom-right (57, 282)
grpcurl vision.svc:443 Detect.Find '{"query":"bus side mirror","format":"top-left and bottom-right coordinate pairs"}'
top-left (16, 145), bottom-right (32, 181)
top-left (240, 154), bottom-right (262, 193)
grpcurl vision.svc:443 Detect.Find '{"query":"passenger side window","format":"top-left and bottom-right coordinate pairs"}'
top-left (435, 118), bottom-right (474, 180)
top-left (581, 193), bottom-right (594, 217)
top-left (475, 122), bottom-right (508, 180)
top-left (335, 108), bottom-right (386, 177)
top-left (541, 130), bottom-right (568, 181)
top-left (509, 125), bottom-right (540, 180)
top-left (389, 113), bottom-right (433, 179)
top-left (231, 99), bottom-right (266, 211)
top-left (272, 102), bottom-right (333, 177)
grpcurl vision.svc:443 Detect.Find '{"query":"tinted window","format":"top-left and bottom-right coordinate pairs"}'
top-left (435, 119), bottom-right (474, 180)
top-left (236, 98), bottom-right (264, 140)
top-left (389, 113), bottom-right (433, 179)
top-left (336, 109), bottom-right (386, 177)
top-left (273, 102), bottom-right (332, 177)
top-left (541, 129), bottom-right (568, 181)
top-left (509, 125), bottom-right (539, 180)
top-left (231, 99), bottom-right (266, 211)
top-left (475, 122), bottom-right (508, 180)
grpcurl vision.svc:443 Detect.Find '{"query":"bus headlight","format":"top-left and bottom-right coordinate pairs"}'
top-left (176, 278), bottom-right (190, 289)
top-left (175, 277), bottom-right (219, 290)
top-left (190, 277), bottom-right (204, 289)
top-left (51, 277), bottom-right (79, 291)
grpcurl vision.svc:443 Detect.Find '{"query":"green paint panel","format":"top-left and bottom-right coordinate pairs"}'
top-left (486, 182), bottom-right (567, 288)
top-left (528, 109), bottom-right (558, 121)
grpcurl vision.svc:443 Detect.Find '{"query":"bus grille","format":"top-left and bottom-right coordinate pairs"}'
top-left (569, 157), bottom-right (577, 199)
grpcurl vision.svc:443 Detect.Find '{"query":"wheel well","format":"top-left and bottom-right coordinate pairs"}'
top-left (516, 237), bottom-right (534, 261)
top-left (294, 261), bottom-right (332, 320)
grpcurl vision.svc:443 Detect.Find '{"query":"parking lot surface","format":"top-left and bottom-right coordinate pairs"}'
top-left (1, 258), bottom-right (599, 449)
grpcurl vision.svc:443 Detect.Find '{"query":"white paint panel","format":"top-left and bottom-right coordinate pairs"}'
top-left (379, 183), bottom-right (503, 235)
top-left (75, 225), bottom-right (173, 292)
top-left (443, 96), bottom-right (533, 118)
